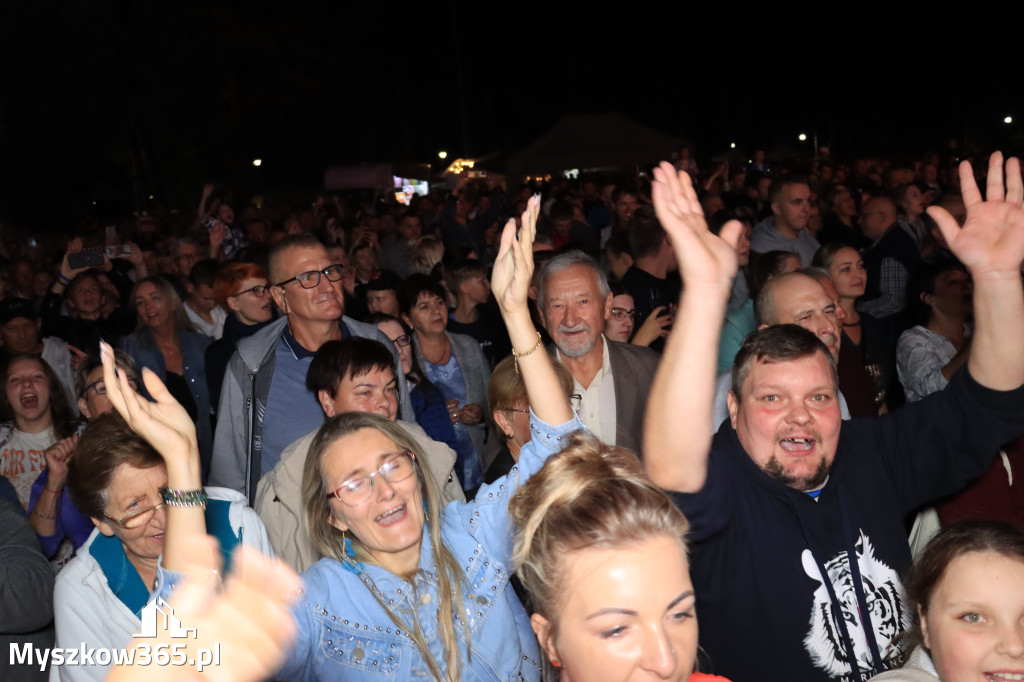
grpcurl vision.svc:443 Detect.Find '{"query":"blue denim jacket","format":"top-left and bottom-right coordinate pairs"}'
top-left (276, 412), bottom-right (583, 682)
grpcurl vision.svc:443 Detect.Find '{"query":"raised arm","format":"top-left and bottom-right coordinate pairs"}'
top-left (100, 341), bottom-right (206, 574)
top-left (644, 162), bottom-right (741, 492)
top-left (929, 152), bottom-right (1024, 391)
top-left (491, 195), bottom-right (573, 427)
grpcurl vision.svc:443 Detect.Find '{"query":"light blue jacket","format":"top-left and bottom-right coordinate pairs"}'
top-left (276, 412), bottom-right (582, 681)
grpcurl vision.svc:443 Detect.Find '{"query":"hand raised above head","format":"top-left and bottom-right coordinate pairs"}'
top-left (100, 340), bottom-right (198, 467)
top-left (651, 162), bottom-right (740, 292)
top-left (491, 194), bottom-right (539, 318)
top-left (928, 152), bottom-right (1024, 280)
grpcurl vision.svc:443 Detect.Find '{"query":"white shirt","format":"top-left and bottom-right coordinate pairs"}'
top-left (559, 336), bottom-right (617, 445)
top-left (184, 304), bottom-right (227, 340)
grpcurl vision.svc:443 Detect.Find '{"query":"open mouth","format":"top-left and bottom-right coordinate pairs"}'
top-left (780, 437), bottom-right (815, 453)
top-left (985, 674), bottom-right (1024, 681)
top-left (20, 393), bottom-right (38, 410)
top-left (375, 504), bottom-right (407, 527)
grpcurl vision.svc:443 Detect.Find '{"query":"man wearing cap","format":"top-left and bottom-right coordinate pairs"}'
top-left (364, 270), bottom-right (403, 318)
top-left (0, 298), bottom-right (77, 412)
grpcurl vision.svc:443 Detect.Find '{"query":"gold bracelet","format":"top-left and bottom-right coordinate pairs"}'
top-left (512, 331), bottom-right (543, 375)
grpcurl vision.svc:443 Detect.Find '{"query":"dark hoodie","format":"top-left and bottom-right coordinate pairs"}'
top-left (670, 367), bottom-right (1024, 682)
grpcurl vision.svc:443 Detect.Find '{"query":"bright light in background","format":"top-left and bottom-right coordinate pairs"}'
top-left (438, 151), bottom-right (448, 159)
top-left (730, 142), bottom-right (736, 149)
top-left (798, 133), bottom-right (807, 141)
top-left (252, 159), bottom-right (262, 167)
top-left (1005, 116), bottom-right (1013, 124)
top-left (148, 195), bottom-right (154, 200)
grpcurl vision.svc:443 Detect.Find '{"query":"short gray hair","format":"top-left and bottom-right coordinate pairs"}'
top-left (537, 251), bottom-right (610, 308)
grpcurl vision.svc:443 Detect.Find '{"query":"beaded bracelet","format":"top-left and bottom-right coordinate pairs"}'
top-left (162, 488), bottom-right (208, 509)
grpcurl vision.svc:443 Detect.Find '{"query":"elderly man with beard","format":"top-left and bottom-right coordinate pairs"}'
top-left (536, 251), bottom-right (659, 453)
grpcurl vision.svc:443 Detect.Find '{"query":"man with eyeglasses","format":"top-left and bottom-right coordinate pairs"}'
top-left (211, 235), bottom-right (411, 504)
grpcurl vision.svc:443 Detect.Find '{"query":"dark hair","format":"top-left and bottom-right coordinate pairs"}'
top-left (604, 229), bottom-right (632, 258)
top-left (67, 412), bottom-right (163, 520)
top-left (906, 261), bottom-right (969, 327)
top-left (904, 521), bottom-right (1024, 648)
top-left (731, 325), bottom-right (837, 399)
top-left (66, 271), bottom-right (102, 301)
top-left (306, 338), bottom-right (396, 396)
top-left (367, 313), bottom-right (432, 392)
top-left (187, 258), bottom-right (220, 289)
top-left (74, 351), bottom-right (141, 400)
top-left (446, 259), bottom-right (486, 295)
top-left (811, 242), bottom-right (852, 270)
top-left (1, 355), bottom-right (75, 439)
top-left (549, 200), bottom-right (574, 223)
top-left (398, 273), bottom-right (447, 317)
top-left (627, 205), bottom-right (666, 258)
top-left (769, 176), bottom-right (810, 203)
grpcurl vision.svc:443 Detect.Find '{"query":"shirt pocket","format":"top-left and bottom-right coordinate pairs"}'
top-left (316, 610), bottom-right (405, 676)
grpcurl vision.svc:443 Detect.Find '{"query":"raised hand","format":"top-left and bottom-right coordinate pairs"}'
top-left (43, 434), bottom-right (78, 489)
top-left (100, 340), bottom-right (198, 468)
top-left (491, 194), bottom-right (539, 318)
top-left (651, 162), bottom-right (741, 291)
top-left (928, 152), bottom-right (1024, 279)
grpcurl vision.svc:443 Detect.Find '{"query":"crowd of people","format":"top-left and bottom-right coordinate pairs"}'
top-left (1, 147), bottom-right (1023, 682)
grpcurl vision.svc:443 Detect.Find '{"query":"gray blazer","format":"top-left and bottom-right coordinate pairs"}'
top-left (413, 330), bottom-right (492, 458)
top-left (606, 339), bottom-right (660, 455)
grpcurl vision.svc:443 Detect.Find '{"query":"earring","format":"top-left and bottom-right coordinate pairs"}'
top-left (551, 658), bottom-right (560, 668)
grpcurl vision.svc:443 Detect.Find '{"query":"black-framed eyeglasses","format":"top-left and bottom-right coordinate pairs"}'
top-left (326, 450), bottom-right (416, 506)
top-left (82, 378), bottom-right (139, 399)
top-left (230, 284), bottom-right (270, 298)
top-left (103, 498), bottom-right (165, 529)
top-left (274, 264), bottom-right (345, 290)
top-left (610, 307), bottom-right (636, 321)
top-left (390, 334), bottom-right (411, 347)
top-left (569, 394), bottom-right (581, 411)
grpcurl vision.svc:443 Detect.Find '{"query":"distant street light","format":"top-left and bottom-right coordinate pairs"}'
top-left (439, 151), bottom-right (448, 160)
top-left (1005, 116), bottom-right (1014, 124)
top-left (798, 133), bottom-right (807, 141)
top-left (253, 159), bottom-right (262, 167)
top-left (730, 142), bottom-right (736, 149)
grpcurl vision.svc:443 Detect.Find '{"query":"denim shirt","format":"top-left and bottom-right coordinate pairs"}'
top-left (277, 412), bottom-right (582, 681)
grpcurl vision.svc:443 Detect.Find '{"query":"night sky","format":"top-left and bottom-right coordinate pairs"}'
top-left (1, 3), bottom-right (1020, 228)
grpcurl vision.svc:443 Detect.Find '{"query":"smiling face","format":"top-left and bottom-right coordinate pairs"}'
top-left (270, 245), bottom-right (344, 323)
top-left (404, 292), bottom-right (448, 337)
top-left (541, 264), bottom-right (612, 360)
top-left (322, 427), bottom-right (425, 576)
top-left (533, 535), bottom-right (697, 682)
top-left (134, 281), bottom-right (174, 330)
top-left (921, 551), bottom-right (1024, 682)
top-left (828, 247), bottom-right (867, 299)
top-left (95, 462), bottom-right (168, 565)
top-left (5, 356), bottom-right (52, 431)
top-left (728, 352), bottom-right (841, 491)
top-left (318, 367), bottom-right (399, 421)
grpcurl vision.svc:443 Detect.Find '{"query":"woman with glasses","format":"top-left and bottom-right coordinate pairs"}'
top-left (121, 276), bottom-right (215, 476)
top-left (54, 343), bottom-right (273, 682)
top-left (484, 353), bottom-right (576, 483)
top-left (262, 196), bottom-right (578, 681)
top-left (369, 312), bottom-right (462, 462)
top-left (205, 262), bottom-right (275, 411)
